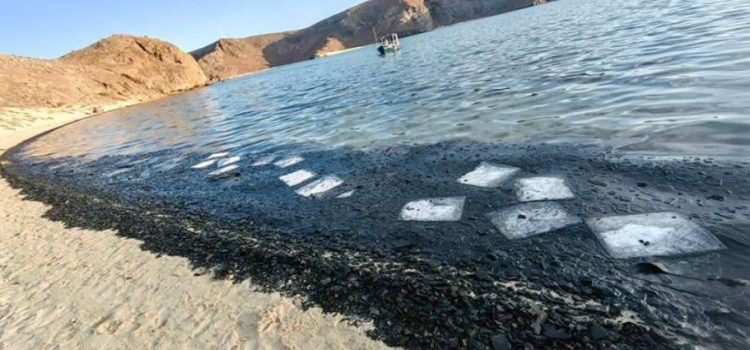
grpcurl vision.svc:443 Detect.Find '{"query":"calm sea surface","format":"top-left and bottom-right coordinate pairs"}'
top-left (18, 0), bottom-right (750, 161)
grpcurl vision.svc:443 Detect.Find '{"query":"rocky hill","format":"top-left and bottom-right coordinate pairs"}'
top-left (190, 33), bottom-right (292, 82)
top-left (0, 35), bottom-right (207, 108)
top-left (192, 0), bottom-right (538, 81)
top-left (1, 0), bottom-right (544, 108)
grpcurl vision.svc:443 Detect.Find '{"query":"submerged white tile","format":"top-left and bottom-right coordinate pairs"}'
top-left (458, 162), bottom-right (519, 188)
top-left (337, 190), bottom-right (356, 199)
top-left (487, 202), bottom-right (580, 240)
top-left (274, 156), bottom-right (304, 168)
top-left (217, 155), bottom-right (241, 167)
top-left (586, 212), bottom-right (725, 259)
top-left (252, 155), bottom-right (276, 167)
top-left (279, 169), bottom-right (316, 186)
top-left (207, 152), bottom-right (230, 160)
top-left (296, 175), bottom-right (344, 198)
top-left (400, 197), bottom-right (465, 222)
top-left (515, 176), bottom-right (575, 202)
top-left (209, 164), bottom-right (239, 177)
top-left (192, 159), bottom-right (217, 169)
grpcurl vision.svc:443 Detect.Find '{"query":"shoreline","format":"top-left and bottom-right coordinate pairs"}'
top-left (3, 101), bottom-right (748, 349)
top-left (0, 104), bottom-right (392, 349)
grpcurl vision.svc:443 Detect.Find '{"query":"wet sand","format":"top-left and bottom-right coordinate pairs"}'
top-left (0, 106), bottom-right (391, 349)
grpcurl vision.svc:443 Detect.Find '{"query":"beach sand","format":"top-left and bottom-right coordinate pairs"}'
top-left (0, 106), bottom-right (392, 349)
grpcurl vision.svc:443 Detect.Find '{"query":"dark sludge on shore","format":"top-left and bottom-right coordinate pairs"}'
top-left (2, 140), bottom-right (749, 349)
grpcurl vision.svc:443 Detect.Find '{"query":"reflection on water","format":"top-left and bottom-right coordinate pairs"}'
top-left (17, 0), bottom-right (750, 162)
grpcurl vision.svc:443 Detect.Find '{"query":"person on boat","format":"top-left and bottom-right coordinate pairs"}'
top-left (377, 37), bottom-right (388, 55)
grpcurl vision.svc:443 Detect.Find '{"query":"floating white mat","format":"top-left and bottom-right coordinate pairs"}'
top-left (400, 197), bottom-right (466, 222)
top-left (515, 176), bottom-right (575, 202)
top-left (487, 202), bottom-right (580, 240)
top-left (457, 162), bottom-right (519, 188)
top-left (279, 169), bottom-right (316, 187)
top-left (192, 159), bottom-right (217, 169)
top-left (296, 175), bottom-right (344, 198)
top-left (586, 212), bottom-right (725, 259)
top-left (217, 155), bottom-right (241, 167)
top-left (274, 156), bottom-right (304, 168)
top-left (209, 164), bottom-right (239, 177)
top-left (252, 155), bottom-right (276, 167)
top-left (207, 152), bottom-right (230, 160)
top-left (337, 190), bottom-right (356, 199)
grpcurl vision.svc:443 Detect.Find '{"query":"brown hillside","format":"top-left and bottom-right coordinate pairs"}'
top-left (192, 0), bottom-right (537, 82)
top-left (0, 35), bottom-right (207, 108)
top-left (190, 33), bottom-right (291, 82)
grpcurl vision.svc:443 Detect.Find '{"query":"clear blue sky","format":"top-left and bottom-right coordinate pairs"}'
top-left (0, 0), bottom-right (365, 58)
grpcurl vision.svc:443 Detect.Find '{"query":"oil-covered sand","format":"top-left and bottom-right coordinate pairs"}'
top-left (3, 140), bottom-right (748, 349)
top-left (0, 111), bottom-right (390, 350)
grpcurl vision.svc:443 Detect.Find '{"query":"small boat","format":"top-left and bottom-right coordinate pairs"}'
top-left (376, 33), bottom-right (400, 56)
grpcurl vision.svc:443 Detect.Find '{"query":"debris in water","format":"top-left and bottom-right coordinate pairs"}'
top-left (400, 197), bottom-right (466, 222)
top-left (457, 161), bottom-right (519, 188)
top-left (279, 169), bottom-right (315, 186)
top-left (515, 176), bottom-right (575, 202)
top-left (486, 202), bottom-right (580, 239)
top-left (586, 212), bottom-right (725, 259)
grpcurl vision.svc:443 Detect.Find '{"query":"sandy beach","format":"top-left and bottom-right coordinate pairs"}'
top-left (0, 105), bottom-right (392, 349)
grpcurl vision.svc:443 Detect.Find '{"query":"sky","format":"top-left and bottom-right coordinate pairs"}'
top-left (0, 0), bottom-right (365, 59)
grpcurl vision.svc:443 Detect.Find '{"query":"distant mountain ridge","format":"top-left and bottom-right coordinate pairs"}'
top-left (192, 0), bottom-right (541, 81)
top-left (0, 0), bottom-right (544, 109)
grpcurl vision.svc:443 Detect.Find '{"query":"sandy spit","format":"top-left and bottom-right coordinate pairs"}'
top-left (0, 105), bottom-right (393, 349)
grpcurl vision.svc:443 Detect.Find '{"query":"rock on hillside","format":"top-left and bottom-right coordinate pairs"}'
top-left (192, 0), bottom-right (538, 81)
top-left (426, 0), bottom-right (537, 23)
top-left (190, 33), bottom-right (291, 82)
top-left (0, 35), bottom-right (207, 108)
